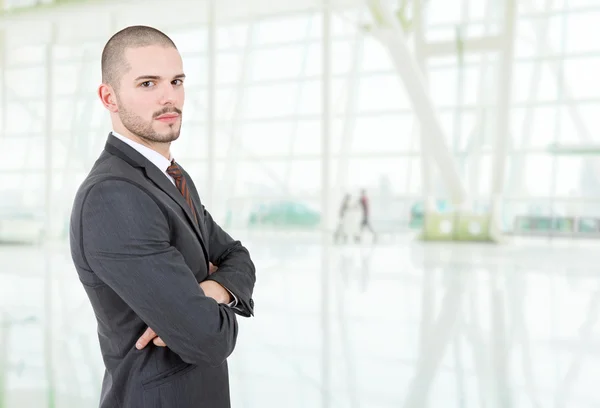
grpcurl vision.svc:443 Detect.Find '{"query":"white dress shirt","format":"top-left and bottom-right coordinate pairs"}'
top-left (111, 131), bottom-right (238, 307)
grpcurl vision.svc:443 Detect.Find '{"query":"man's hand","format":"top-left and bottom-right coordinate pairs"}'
top-left (199, 280), bottom-right (232, 304)
top-left (136, 263), bottom-right (230, 350)
top-left (136, 327), bottom-right (166, 350)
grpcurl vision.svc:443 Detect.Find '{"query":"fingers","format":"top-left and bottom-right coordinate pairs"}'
top-left (137, 327), bottom-right (167, 349)
top-left (153, 337), bottom-right (167, 347)
top-left (136, 327), bottom-right (157, 350)
top-left (209, 262), bottom-right (218, 274)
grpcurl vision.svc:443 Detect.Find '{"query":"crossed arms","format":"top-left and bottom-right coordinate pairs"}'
top-left (81, 180), bottom-right (256, 366)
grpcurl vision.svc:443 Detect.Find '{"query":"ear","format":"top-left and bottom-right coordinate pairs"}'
top-left (98, 83), bottom-right (119, 113)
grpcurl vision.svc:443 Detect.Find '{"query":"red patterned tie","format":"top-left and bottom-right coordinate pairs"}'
top-left (166, 160), bottom-right (198, 224)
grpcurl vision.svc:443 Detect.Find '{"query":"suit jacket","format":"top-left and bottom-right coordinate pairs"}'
top-left (69, 133), bottom-right (256, 408)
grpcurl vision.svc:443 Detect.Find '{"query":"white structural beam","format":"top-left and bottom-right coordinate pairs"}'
top-left (321, 1), bottom-right (333, 235)
top-left (43, 22), bottom-right (56, 408)
top-left (412, 0), bottom-right (435, 211)
top-left (283, 19), bottom-right (314, 192)
top-left (44, 25), bottom-right (55, 241)
top-left (424, 35), bottom-right (504, 57)
top-left (367, 0), bottom-right (468, 207)
top-left (336, 25), bottom-right (364, 194)
top-left (522, 0), bottom-right (600, 175)
top-left (220, 23), bottom-right (254, 218)
top-left (320, 4), bottom-right (333, 408)
top-left (465, 0), bottom-right (495, 200)
top-left (207, 0), bottom-right (216, 210)
top-left (489, 0), bottom-right (517, 230)
top-left (56, 47), bottom-right (93, 236)
top-left (0, 29), bottom-right (5, 140)
top-left (0, 0), bottom-right (364, 41)
top-left (506, 1), bottom-right (550, 198)
top-left (549, 144), bottom-right (600, 155)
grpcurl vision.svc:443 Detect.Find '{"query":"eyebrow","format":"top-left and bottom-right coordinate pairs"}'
top-left (134, 73), bottom-right (186, 82)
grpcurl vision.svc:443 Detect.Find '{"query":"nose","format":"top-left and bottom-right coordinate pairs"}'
top-left (160, 82), bottom-right (177, 105)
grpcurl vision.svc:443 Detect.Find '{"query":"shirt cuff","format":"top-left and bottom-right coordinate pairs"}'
top-left (223, 286), bottom-right (238, 308)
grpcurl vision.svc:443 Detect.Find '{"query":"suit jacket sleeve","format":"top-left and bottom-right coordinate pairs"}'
top-left (202, 206), bottom-right (256, 318)
top-left (80, 179), bottom-right (238, 367)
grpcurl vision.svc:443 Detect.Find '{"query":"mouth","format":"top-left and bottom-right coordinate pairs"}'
top-left (155, 113), bottom-right (180, 123)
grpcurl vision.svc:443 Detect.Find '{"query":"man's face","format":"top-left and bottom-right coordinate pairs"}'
top-left (114, 45), bottom-right (185, 144)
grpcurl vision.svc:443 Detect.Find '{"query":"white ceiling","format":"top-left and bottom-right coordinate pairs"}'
top-left (1, 0), bottom-right (368, 47)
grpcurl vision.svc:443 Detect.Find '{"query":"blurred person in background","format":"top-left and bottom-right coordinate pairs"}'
top-left (357, 188), bottom-right (377, 243)
top-left (334, 193), bottom-right (352, 243)
top-left (69, 25), bottom-right (256, 408)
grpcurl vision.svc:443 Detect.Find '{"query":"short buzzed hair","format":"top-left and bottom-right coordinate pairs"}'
top-left (101, 25), bottom-right (177, 89)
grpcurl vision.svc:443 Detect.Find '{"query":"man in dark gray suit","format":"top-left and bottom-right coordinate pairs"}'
top-left (69, 25), bottom-right (256, 408)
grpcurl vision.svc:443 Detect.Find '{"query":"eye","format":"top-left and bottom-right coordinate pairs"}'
top-left (140, 81), bottom-right (154, 88)
top-left (172, 79), bottom-right (184, 86)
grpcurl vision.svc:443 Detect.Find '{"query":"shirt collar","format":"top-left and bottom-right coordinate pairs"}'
top-left (111, 131), bottom-right (173, 173)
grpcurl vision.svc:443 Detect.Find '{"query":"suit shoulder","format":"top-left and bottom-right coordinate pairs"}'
top-left (76, 153), bottom-right (143, 193)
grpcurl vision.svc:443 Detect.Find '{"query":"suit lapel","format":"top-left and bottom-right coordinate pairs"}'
top-left (104, 134), bottom-right (209, 262)
top-left (144, 164), bottom-right (210, 262)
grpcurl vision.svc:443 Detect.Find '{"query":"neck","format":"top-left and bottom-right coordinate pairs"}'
top-left (113, 126), bottom-right (171, 160)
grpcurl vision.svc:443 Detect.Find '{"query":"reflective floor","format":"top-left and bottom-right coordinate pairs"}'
top-left (1, 231), bottom-right (600, 407)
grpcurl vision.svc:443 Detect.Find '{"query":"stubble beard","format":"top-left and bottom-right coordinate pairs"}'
top-left (118, 104), bottom-right (182, 144)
